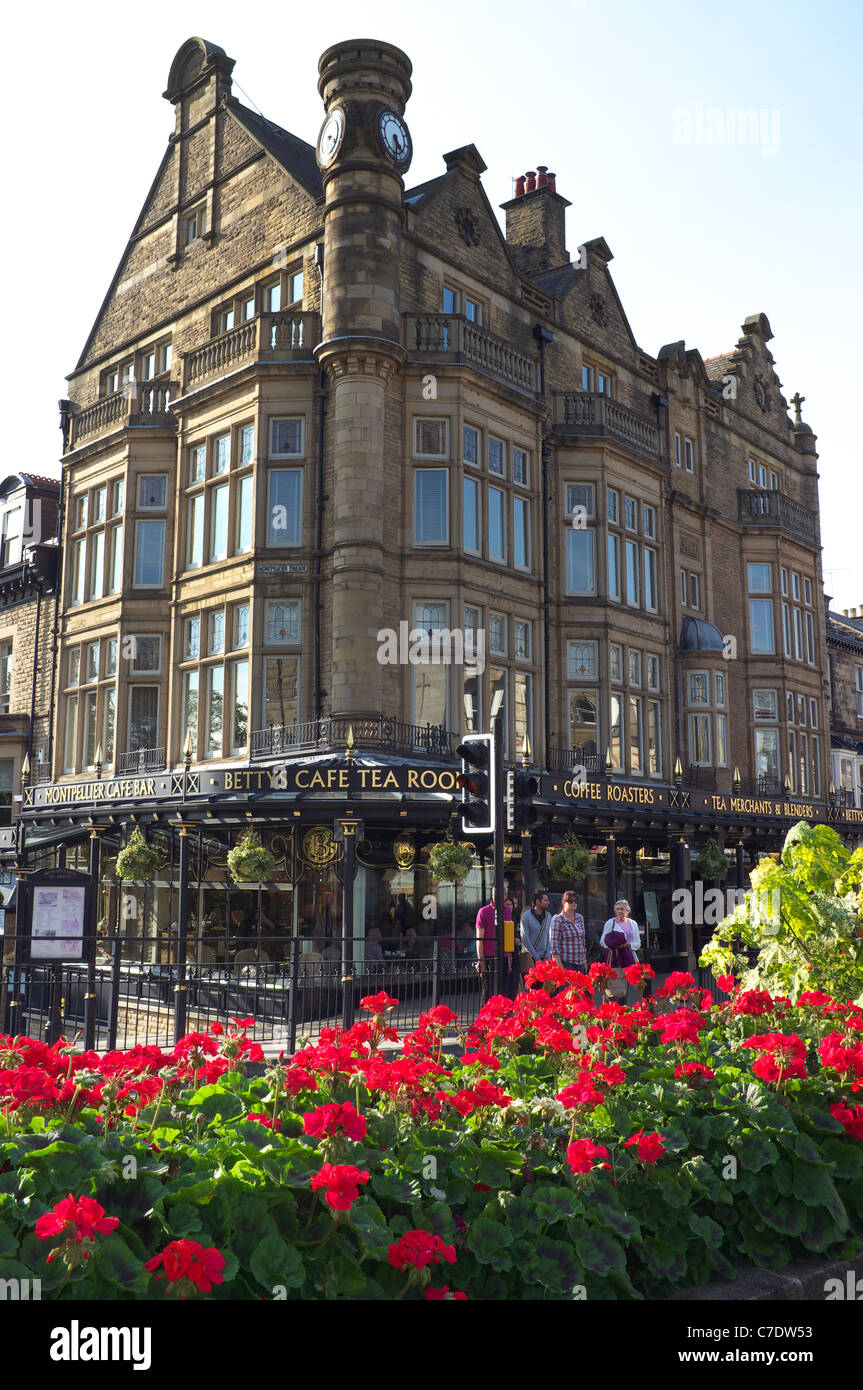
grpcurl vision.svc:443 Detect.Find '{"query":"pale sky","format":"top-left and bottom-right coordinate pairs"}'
top-left (9, 0), bottom-right (861, 610)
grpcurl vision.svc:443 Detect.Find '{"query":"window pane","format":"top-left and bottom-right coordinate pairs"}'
top-left (415, 470), bottom-right (448, 545)
top-left (209, 484), bottom-right (229, 562)
top-left (647, 701), bottom-right (661, 775)
top-left (264, 656), bottom-right (299, 728)
top-left (513, 496), bottom-right (528, 568)
top-left (749, 599), bottom-right (775, 654)
top-left (138, 476), bottom-right (167, 508)
top-left (112, 482), bottom-right (125, 517)
top-left (266, 601), bottom-right (300, 644)
top-left (268, 470), bottom-right (303, 545)
top-left (72, 538), bottom-right (86, 605)
top-left (754, 728), bottom-right (779, 782)
top-left (568, 641), bottom-right (597, 679)
top-left (89, 531), bottom-right (105, 599)
top-left (488, 437), bottom-right (504, 475)
top-left (205, 667), bottom-right (224, 758)
top-left (236, 475), bottom-right (253, 553)
top-left (82, 692), bottom-right (98, 767)
top-left (716, 714), bottom-right (728, 766)
top-left (234, 604), bottom-right (250, 648)
top-left (105, 639), bottom-right (117, 676)
top-left (610, 693), bottom-right (622, 769)
top-left (231, 661), bottom-right (249, 752)
top-left (108, 526), bottom-right (123, 593)
top-left (132, 636), bottom-right (161, 673)
top-left (488, 486), bottom-right (505, 560)
top-left (607, 532), bottom-right (620, 600)
top-left (129, 687), bottom-right (159, 751)
top-left (628, 695), bottom-right (642, 773)
top-left (748, 562), bottom-right (772, 592)
top-left (185, 617), bottom-right (200, 660)
top-left (64, 695), bottom-right (78, 771)
top-left (415, 419), bottom-right (448, 458)
top-left (102, 688), bottom-right (116, 763)
top-left (463, 426), bottom-right (478, 465)
top-left (463, 476), bottom-right (479, 552)
top-left (181, 672), bottom-right (199, 757)
top-left (514, 672), bottom-right (532, 750)
top-left (569, 689), bottom-right (598, 754)
top-left (567, 530), bottom-right (594, 593)
top-left (270, 418), bottom-right (302, 456)
top-left (240, 425), bottom-right (254, 464)
top-left (187, 495), bottom-right (204, 569)
top-left (643, 547), bottom-right (656, 610)
top-left (513, 448), bottom-right (528, 485)
top-left (625, 540), bottom-right (639, 605)
top-left (134, 521), bottom-right (164, 587)
top-left (208, 611), bottom-right (224, 655)
top-left (214, 435), bottom-right (230, 476)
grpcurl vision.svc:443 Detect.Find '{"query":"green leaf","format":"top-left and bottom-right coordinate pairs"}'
top-left (347, 1197), bottom-right (393, 1256)
top-left (371, 1172), bottom-right (418, 1205)
top-left (531, 1183), bottom-right (582, 1228)
top-left (573, 1225), bottom-right (626, 1277)
top-left (641, 1237), bottom-right (686, 1281)
top-left (791, 1164), bottom-right (848, 1228)
top-left (736, 1133), bottom-right (779, 1173)
top-left (749, 1192), bottom-right (806, 1237)
top-left (250, 1235), bottom-right (305, 1292)
top-left (186, 1086), bottom-right (246, 1121)
top-left (588, 1184), bottom-right (640, 1241)
top-left (466, 1216), bottom-right (514, 1271)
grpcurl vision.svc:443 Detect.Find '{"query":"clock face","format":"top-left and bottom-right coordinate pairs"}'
top-left (378, 109), bottom-right (411, 167)
top-left (317, 108), bottom-right (345, 167)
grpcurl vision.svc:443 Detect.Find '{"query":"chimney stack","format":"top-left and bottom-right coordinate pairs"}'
top-left (501, 165), bottom-right (571, 275)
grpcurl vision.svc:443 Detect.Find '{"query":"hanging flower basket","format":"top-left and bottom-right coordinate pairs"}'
top-left (227, 829), bottom-right (276, 883)
top-left (548, 836), bottom-right (592, 882)
top-left (694, 839), bottom-right (730, 882)
top-left (426, 837), bottom-right (474, 885)
top-left (115, 827), bottom-right (158, 883)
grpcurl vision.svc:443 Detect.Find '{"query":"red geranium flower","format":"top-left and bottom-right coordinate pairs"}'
top-left (359, 992), bottom-right (400, 1015)
top-left (388, 1230), bottom-right (457, 1270)
top-left (716, 974), bottom-right (737, 993)
top-left (567, 1138), bottom-right (610, 1174)
top-left (247, 1112), bottom-right (281, 1131)
top-left (145, 1239), bottom-right (225, 1295)
top-left (623, 963), bottom-right (655, 987)
top-left (624, 1131), bottom-right (665, 1164)
top-left (35, 1194), bottom-right (119, 1262)
top-left (425, 1286), bottom-right (468, 1300)
top-left (309, 1162), bottom-right (370, 1211)
top-left (303, 1101), bottom-right (367, 1142)
top-left (731, 990), bottom-right (775, 1017)
top-left (675, 1061), bottom-right (715, 1085)
top-left (830, 1102), bottom-right (863, 1140)
top-left (556, 1078), bottom-right (604, 1110)
top-left (419, 1005), bottom-right (459, 1029)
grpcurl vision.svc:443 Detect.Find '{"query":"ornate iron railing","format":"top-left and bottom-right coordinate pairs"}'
top-left (251, 715), bottom-right (459, 762)
top-left (118, 747), bottom-right (167, 775)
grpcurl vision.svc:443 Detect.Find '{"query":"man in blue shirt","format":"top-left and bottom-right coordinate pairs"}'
top-left (520, 890), bottom-right (553, 985)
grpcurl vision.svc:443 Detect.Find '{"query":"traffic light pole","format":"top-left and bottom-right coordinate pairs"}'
top-left (492, 713), bottom-right (505, 996)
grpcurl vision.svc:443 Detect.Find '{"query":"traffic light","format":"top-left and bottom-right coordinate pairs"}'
top-left (505, 769), bottom-right (540, 832)
top-left (456, 733), bottom-right (495, 834)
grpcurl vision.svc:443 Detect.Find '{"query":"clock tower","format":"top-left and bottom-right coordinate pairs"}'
top-left (314, 39), bottom-right (413, 716)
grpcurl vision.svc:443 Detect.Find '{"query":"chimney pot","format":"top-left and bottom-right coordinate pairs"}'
top-left (536, 165), bottom-right (549, 188)
top-left (525, 169), bottom-right (536, 192)
top-left (547, 172), bottom-right (557, 191)
top-left (514, 174), bottom-right (526, 197)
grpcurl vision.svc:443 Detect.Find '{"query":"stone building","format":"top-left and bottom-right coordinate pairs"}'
top-left (827, 605), bottom-right (863, 808)
top-left (0, 474), bottom-right (60, 819)
top-left (9, 36), bottom-right (860, 973)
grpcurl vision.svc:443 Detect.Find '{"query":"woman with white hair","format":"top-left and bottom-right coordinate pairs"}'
top-left (600, 900), bottom-right (641, 999)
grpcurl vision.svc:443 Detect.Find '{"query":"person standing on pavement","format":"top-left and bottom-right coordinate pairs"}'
top-left (549, 890), bottom-right (587, 972)
top-left (520, 889), bottom-right (553, 986)
top-left (475, 885), bottom-right (517, 1003)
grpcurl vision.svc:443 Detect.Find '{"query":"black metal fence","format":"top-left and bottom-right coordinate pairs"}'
top-left (1, 933), bottom-right (725, 1056)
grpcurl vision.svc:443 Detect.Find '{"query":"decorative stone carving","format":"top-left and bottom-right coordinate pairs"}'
top-left (589, 293), bottom-right (608, 327)
top-left (753, 372), bottom-right (771, 412)
top-left (455, 206), bottom-right (481, 246)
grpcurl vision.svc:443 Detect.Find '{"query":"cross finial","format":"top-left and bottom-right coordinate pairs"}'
top-left (790, 391), bottom-right (805, 425)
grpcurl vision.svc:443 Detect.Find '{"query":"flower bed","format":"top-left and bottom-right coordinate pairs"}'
top-left (1, 967), bottom-right (863, 1300)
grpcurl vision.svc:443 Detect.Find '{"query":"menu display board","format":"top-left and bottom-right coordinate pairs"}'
top-left (29, 882), bottom-right (87, 960)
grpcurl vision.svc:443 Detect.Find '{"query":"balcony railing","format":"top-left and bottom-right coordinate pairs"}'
top-left (738, 489), bottom-right (818, 543)
top-left (733, 774), bottom-right (783, 798)
top-left (545, 747), bottom-right (603, 774)
top-left (118, 747), bottom-right (167, 775)
top-left (70, 382), bottom-right (178, 449)
top-left (553, 391), bottom-right (660, 459)
top-left (250, 715), bottom-right (458, 762)
top-left (183, 312), bottom-right (320, 390)
top-left (403, 314), bottom-right (539, 395)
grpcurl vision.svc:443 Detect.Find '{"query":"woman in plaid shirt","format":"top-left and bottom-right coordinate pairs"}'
top-left (549, 890), bottom-right (586, 970)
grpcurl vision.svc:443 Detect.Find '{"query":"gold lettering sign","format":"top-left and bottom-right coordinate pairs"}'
top-left (302, 826), bottom-right (338, 867)
top-left (393, 834), bottom-right (415, 869)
